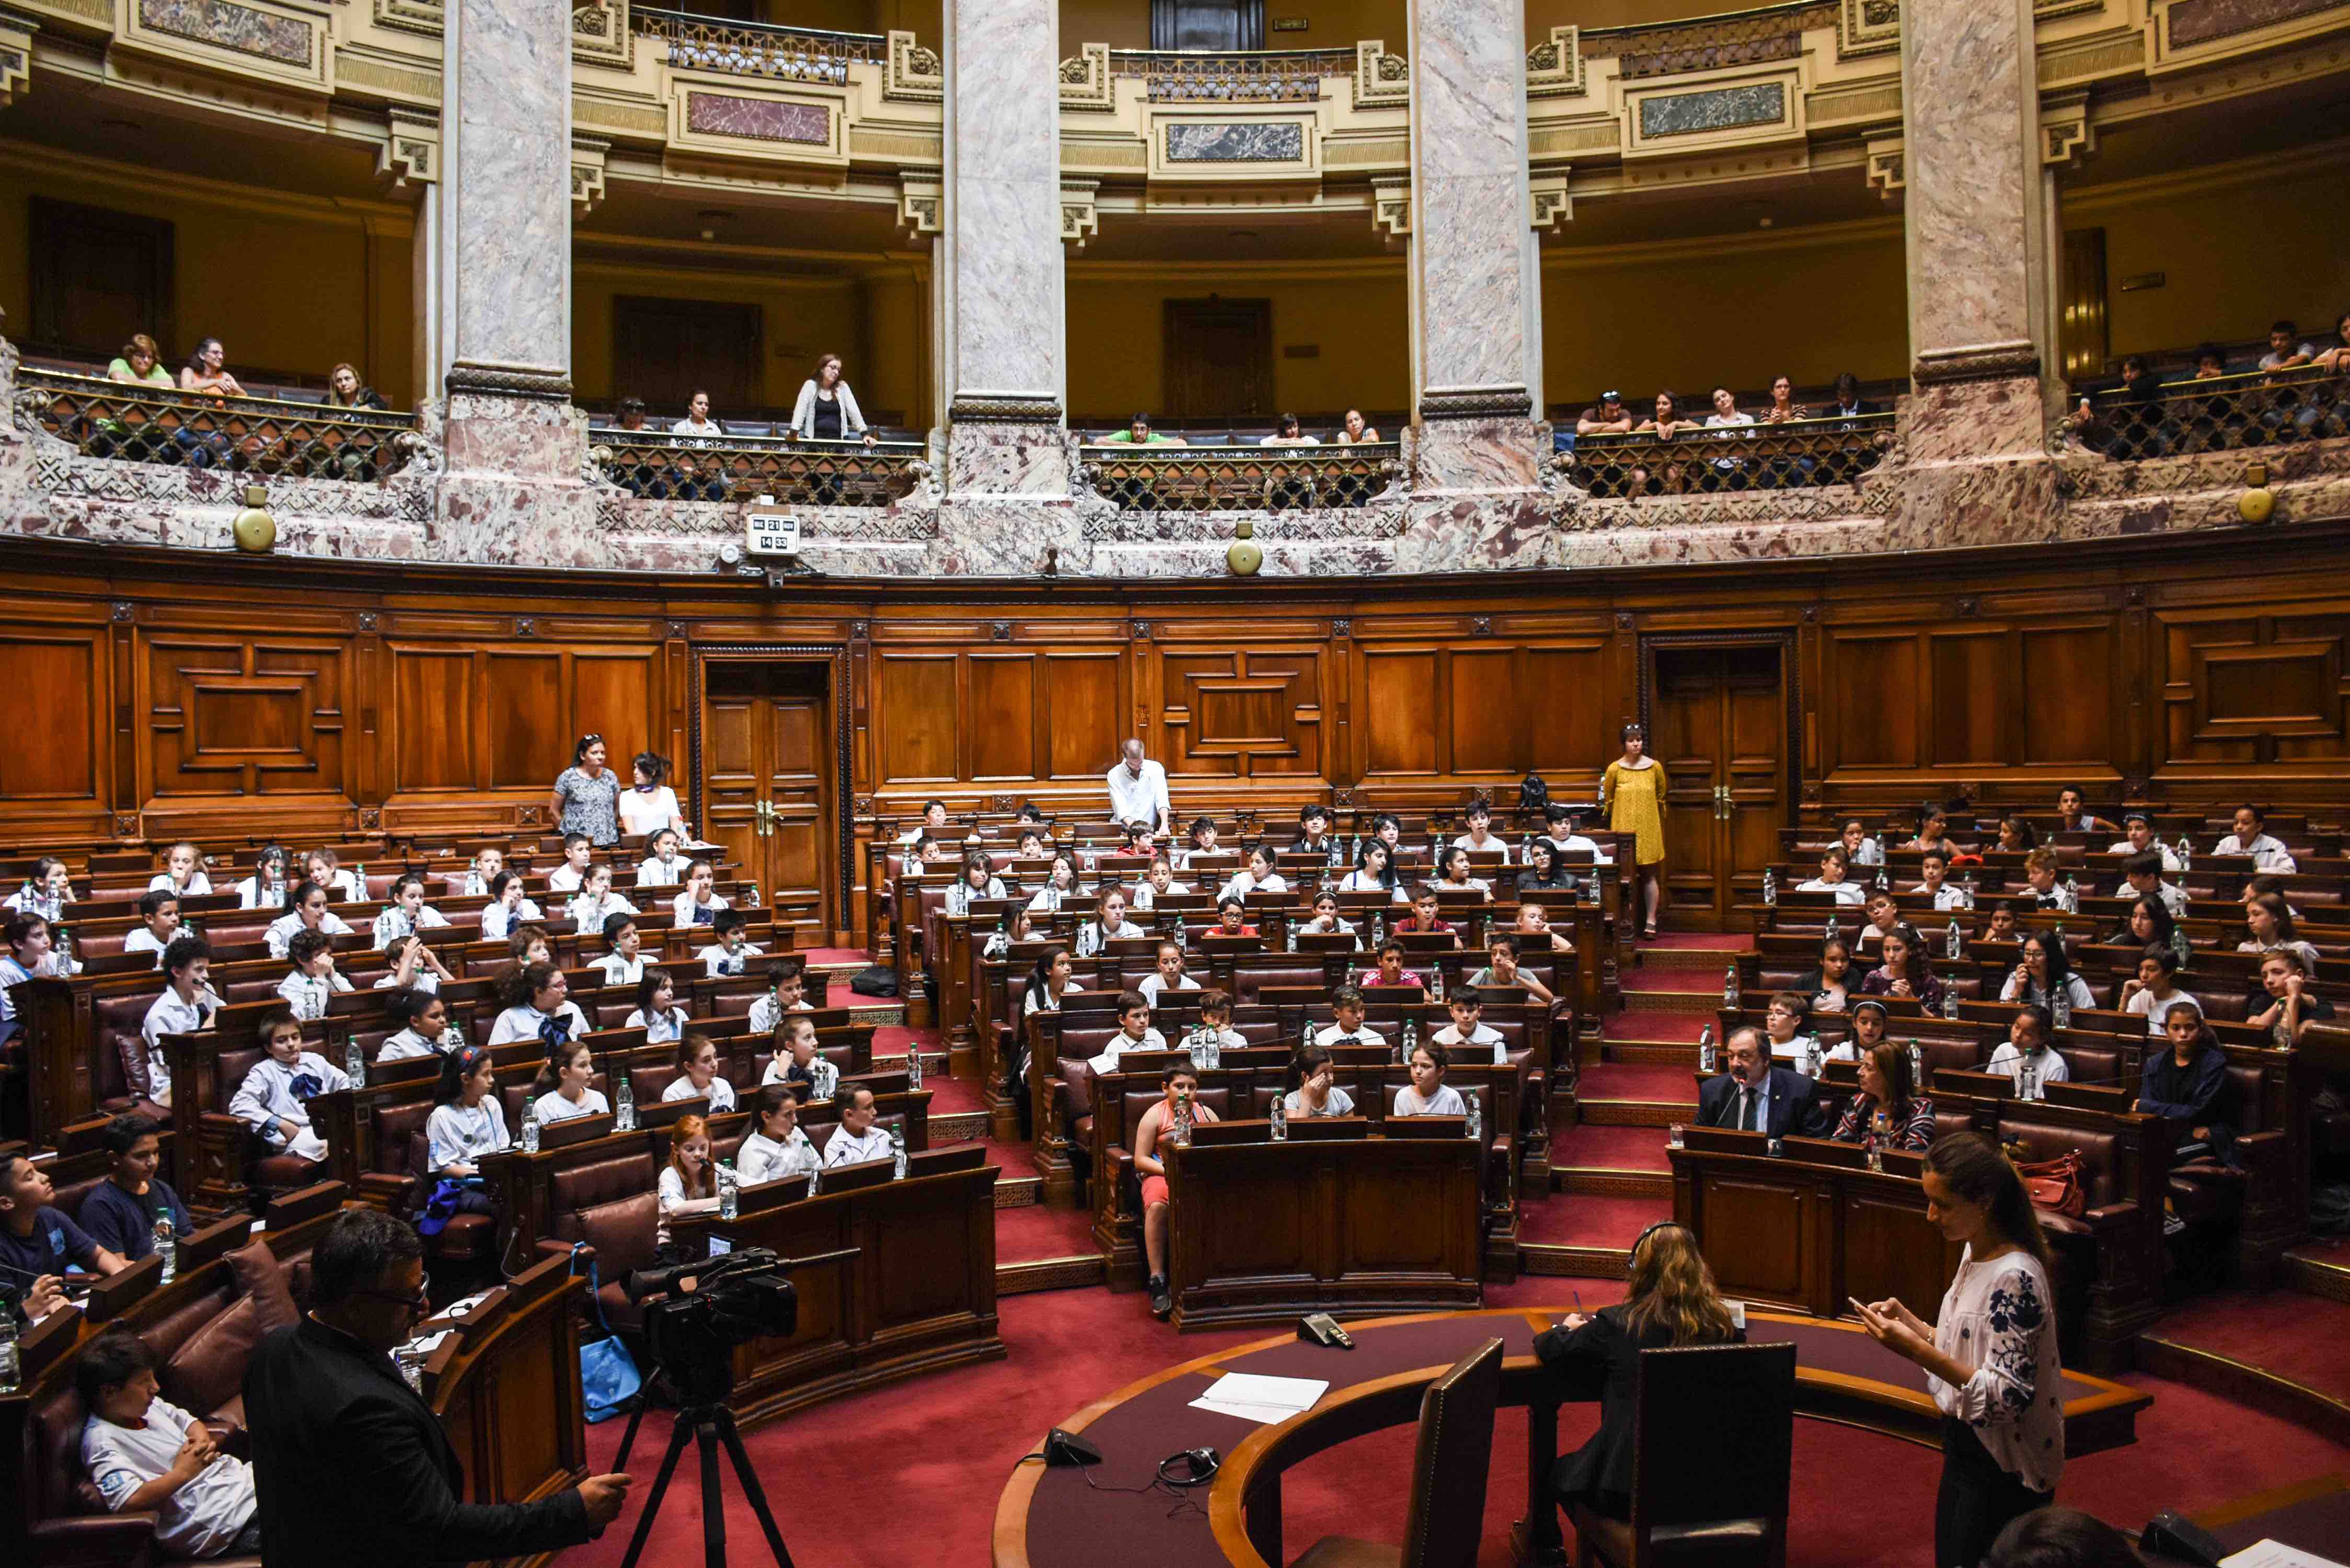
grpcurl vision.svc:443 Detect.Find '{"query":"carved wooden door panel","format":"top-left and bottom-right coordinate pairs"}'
top-left (1651, 646), bottom-right (1785, 929)
top-left (702, 661), bottom-right (834, 947)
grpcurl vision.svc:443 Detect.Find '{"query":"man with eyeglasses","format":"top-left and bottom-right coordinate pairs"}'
top-left (244, 1208), bottom-right (632, 1565)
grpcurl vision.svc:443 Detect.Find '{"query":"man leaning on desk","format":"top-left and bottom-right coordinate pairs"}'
top-left (1696, 1027), bottom-right (1828, 1140)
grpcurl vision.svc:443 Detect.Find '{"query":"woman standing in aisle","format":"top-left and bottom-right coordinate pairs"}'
top-left (1854, 1133), bottom-right (2063, 1567)
top-left (550, 734), bottom-right (624, 848)
top-left (1600, 723), bottom-right (1668, 939)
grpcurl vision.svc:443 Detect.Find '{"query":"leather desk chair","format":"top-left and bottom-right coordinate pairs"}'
top-left (1569, 1341), bottom-right (1795, 1568)
top-left (1293, 1335), bottom-right (1503, 1568)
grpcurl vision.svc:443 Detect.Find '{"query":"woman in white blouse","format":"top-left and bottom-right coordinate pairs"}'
top-left (627, 967), bottom-right (689, 1044)
top-left (663, 1033), bottom-right (738, 1113)
top-left (1854, 1132), bottom-right (2063, 1568)
top-left (620, 752), bottom-right (692, 840)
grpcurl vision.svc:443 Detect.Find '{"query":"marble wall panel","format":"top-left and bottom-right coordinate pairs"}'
top-left (1164, 123), bottom-right (1306, 162)
top-left (686, 93), bottom-right (831, 145)
top-left (947, 0), bottom-right (1064, 411)
top-left (139, 0), bottom-right (310, 64)
top-left (445, 0), bottom-right (570, 378)
top-left (1901, 0), bottom-right (2034, 362)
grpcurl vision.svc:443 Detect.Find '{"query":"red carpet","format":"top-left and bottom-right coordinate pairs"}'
top-left (2145, 1289), bottom-right (2350, 1407)
top-left (1639, 932), bottom-right (1755, 951)
top-left (996, 1201), bottom-right (1097, 1263)
top-left (1519, 1193), bottom-right (1669, 1250)
top-left (1548, 1124), bottom-right (1673, 1173)
top-left (1604, 1008), bottom-right (1711, 1043)
top-left (1575, 1061), bottom-right (1699, 1104)
top-left (563, 1283), bottom-right (2348, 1568)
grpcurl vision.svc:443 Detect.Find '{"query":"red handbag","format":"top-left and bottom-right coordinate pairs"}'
top-left (2011, 1148), bottom-right (2084, 1217)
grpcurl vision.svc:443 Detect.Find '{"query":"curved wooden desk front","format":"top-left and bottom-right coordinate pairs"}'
top-left (993, 1307), bottom-right (2151, 1568)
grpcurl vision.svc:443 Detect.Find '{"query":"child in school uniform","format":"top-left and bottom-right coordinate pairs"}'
top-left (372, 931), bottom-right (453, 995)
top-left (1176, 989), bottom-right (1247, 1067)
top-left (529, 1039), bottom-right (608, 1125)
top-left (121, 891), bottom-right (183, 966)
top-left (565, 864), bottom-right (638, 936)
top-left (1312, 985), bottom-right (1389, 1053)
top-left (264, 882), bottom-right (354, 961)
top-left (234, 847), bottom-right (290, 910)
top-left (301, 848), bottom-right (365, 902)
top-left (137, 938), bottom-right (217, 1108)
top-left (663, 1033), bottom-right (739, 1114)
top-left (487, 962), bottom-right (589, 1047)
top-left (636, 829), bottom-right (687, 890)
top-left (698, 909), bottom-right (761, 977)
top-left (75, 1333), bottom-right (261, 1560)
top-left (592, 913), bottom-right (648, 987)
top-left (7, 857), bottom-right (75, 922)
top-left (747, 959), bottom-right (811, 1034)
top-left (276, 930), bottom-right (353, 1023)
top-left (229, 1007), bottom-right (350, 1165)
top-left (478, 870), bottom-right (543, 942)
top-left (1431, 986), bottom-right (1506, 1058)
top-left (147, 842), bottom-right (214, 898)
top-left (543, 833), bottom-right (594, 896)
top-left (762, 1016), bottom-right (838, 1100)
top-left (626, 967), bottom-right (690, 1044)
top-left (736, 1085), bottom-right (821, 1183)
top-left (460, 847), bottom-right (505, 899)
top-left (671, 861), bottom-right (729, 928)
top-left (1129, 856), bottom-right (1190, 911)
top-left (369, 873), bottom-right (450, 950)
top-left (2, 912), bottom-right (83, 1051)
top-left (376, 988), bottom-right (460, 1062)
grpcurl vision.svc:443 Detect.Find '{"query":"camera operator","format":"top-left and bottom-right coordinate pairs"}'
top-left (244, 1208), bottom-right (632, 1566)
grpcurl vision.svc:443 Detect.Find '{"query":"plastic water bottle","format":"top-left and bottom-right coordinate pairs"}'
top-left (1463, 1093), bottom-right (1481, 1142)
top-left (1874, 862), bottom-right (1889, 892)
top-left (717, 1158), bottom-right (739, 1217)
top-left (1327, 838), bottom-right (1343, 871)
top-left (1492, 1035), bottom-right (1508, 1068)
top-left (744, 882), bottom-right (762, 908)
top-left (2171, 926), bottom-right (2192, 966)
top-left (615, 1075), bottom-right (636, 1132)
top-left (2174, 836), bottom-right (2193, 873)
top-left (1697, 1025), bottom-right (1717, 1073)
top-left (1941, 988), bottom-right (1960, 1020)
top-left (2062, 875), bottom-right (2079, 913)
top-left (445, 1023), bottom-right (466, 1052)
top-left (1402, 1015), bottom-right (1420, 1056)
top-left (1803, 1037), bottom-right (1822, 1078)
top-left (520, 1104), bottom-right (540, 1154)
top-left (1946, 919), bottom-right (1965, 960)
top-left (1908, 1037), bottom-right (1925, 1089)
top-left (1173, 1091), bottom-right (1194, 1148)
top-left (154, 1213), bottom-right (177, 1285)
top-left (1519, 833), bottom-right (1533, 863)
top-left (907, 1043), bottom-right (924, 1089)
top-left (1866, 1138), bottom-right (1884, 1173)
top-left (1963, 873), bottom-right (1977, 909)
top-left (1762, 867), bottom-right (1777, 907)
top-left (0, 1309), bottom-right (18, 1394)
top-left (891, 1128), bottom-right (907, 1180)
top-left (1269, 1094), bottom-right (1288, 1141)
top-left (1723, 964), bottom-right (1741, 1006)
top-left (1430, 965), bottom-right (1445, 1002)
top-left (1205, 1031), bottom-right (1222, 1070)
top-left (345, 1038), bottom-right (366, 1085)
top-left (1825, 917), bottom-right (1842, 951)
top-left (2052, 991), bottom-right (2072, 1031)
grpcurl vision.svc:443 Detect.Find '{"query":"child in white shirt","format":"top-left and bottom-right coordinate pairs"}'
top-left (543, 833), bottom-right (594, 896)
top-left (7, 857), bottom-right (75, 921)
top-left (1394, 1042), bottom-right (1468, 1116)
top-left (1431, 989), bottom-right (1506, 1057)
top-left (672, 861), bottom-right (729, 929)
top-left (265, 883), bottom-right (354, 961)
top-left (137, 937), bottom-right (219, 1107)
top-left (76, 1334), bottom-right (260, 1560)
top-left (528, 1039), bottom-right (609, 1126)
top-left (626, 967), bottom-right (690, 1044)
top-left (747, 960), bottom-right (811, 1034)
top-left (1311, 987), bottom-right (1389, 1053)
top-left (479, 871), bottom-right (543, 942)
top-left (277, 930), bottom-right (354, 1022)
top-left (1088, 993), bottom-right (1167, 1074)
top-left (147, 842), bottom-right (213, 898)
top-left (301, 848), bottom-right (365, 903)
top-left (736, 1085), bottom-right (821, 1183)
top-left (592, 913), bottom-right (647, 987)
top-left (229, 1009), bottom-right (350, 1164)
top-left (376, 989), bottom-right (459, 1062)
top-left (460, 847), bottom-right (505, 900)
top-left (370, 874), bottom-right (450, 950)
top-left (121, 890), bottom-right (183, 966)
top-left (234, 846), bottom-right (290, 910)
top-left (372, 932), bottom-right (451, 995)
top-left (698, 910), bottom-right (761, 978)
top-left (1985, 1007), bottom-right (2070, 1100)
top-left (636, 828), bottom-right (686, 890)
top-left (566, 864), bottom-right (639, 936)
top-left (761, 1017), bottom-right (838, 1100)
top-left (1129, 856), bottom-right (1190, 911)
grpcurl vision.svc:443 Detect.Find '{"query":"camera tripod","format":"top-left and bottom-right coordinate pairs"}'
top-left (613, 1391), bottom-right (796, 1568)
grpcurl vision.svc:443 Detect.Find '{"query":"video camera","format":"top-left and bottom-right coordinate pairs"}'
top-left (623, 1248), bottom-right (799, 1405)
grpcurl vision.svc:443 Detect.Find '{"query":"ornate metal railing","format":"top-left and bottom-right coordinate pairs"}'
top-left (632, 5), bottom-right (884, 79)
top-left (1079, 443), bottom-right (1401, 511)
top-left (1579, 0), bottom-right (1839, 80)
top-left (1107, 47), bottom-right (1356, 101)
top-left (1570, 412), bottom-right (1895, 498)
top-left (18, 368), bottom-right (419, 482)
top-left (593, 431), bottom-right (926, 508)
top-left (2070, 364), bottom-right (2350, 461)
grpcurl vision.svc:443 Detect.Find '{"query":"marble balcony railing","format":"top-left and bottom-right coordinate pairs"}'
top-left (2069, 365), bottom-right (2349, 462)
top-left (592, 430), bottom-right (928, 509)
top-left (1076, 444), bottom-right (1403, 511)
top-left (632, 5), bottom-right (886, 82)
top-left (1106, 47), bottom-right (1358, 102)
top-left (18, 369), bottom-right (421, 485)
top-left (1570, 413), bottom-right (1897, 498)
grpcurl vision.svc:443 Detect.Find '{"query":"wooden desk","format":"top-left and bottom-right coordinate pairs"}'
top-left (699, 1161), bottom-right (1005, 1423)
top-left (990, 1306), bottom-right (2149, 1568)
top-left (1167, 1133), bottom-right (1484, 1331)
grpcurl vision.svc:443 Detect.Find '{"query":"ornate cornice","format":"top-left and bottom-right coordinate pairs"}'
top-left (1911, 342), bottom-right (2041, 387)
top-left (949, 395), bottom-right (1063, 424)
top-left (445, 362), bottom-right (574, 403)
top-left (1419, 387), bottom-right (1534, 420)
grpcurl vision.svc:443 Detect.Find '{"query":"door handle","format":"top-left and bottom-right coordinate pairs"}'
top-left (1713, 786), bottom-right (1732, 822)
top-left (752, 799), bottom-right (776, 837)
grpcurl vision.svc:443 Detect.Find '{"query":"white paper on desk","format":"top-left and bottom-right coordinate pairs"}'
top-left (1203, 1373), bottom-right (1328, 1412)
top-left (2220, 1542), bottom-right (2348, 1568)
top-left (1189, 1396), bottom-right (1309, 1425)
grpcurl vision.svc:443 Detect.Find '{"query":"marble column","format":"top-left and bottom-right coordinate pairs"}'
top-left (1898, 0), bottom-right (2057, 473)
top-left (1406, 0), bottom-right (1546, 495)
top-left (939, 0), bottom-right (1068, 512)
top-left (432, 0), bottom-right (600, 564)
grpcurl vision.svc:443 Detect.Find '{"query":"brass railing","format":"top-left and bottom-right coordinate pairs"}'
top-left (632, 5), bottom-right (885, 79)
top-left (19, 368), bottom-right (419, 482)
top-left (1579, 0), bottom-right (1839, 79)
top-left (1079, 443), bottom-right (1401, 511)
top-left (1571, 412), bottom-right (1895, 498)
top-left (594, 431), bottom-right (926, 508)
top-left (2072, 364), bottom-right (2350, 461)
top-left (1107, 47), bottom-right (1355, 101)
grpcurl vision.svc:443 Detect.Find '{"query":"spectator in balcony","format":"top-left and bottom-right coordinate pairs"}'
top-left (1576, 389), bottom-right (1634, 441)
top-left (671, 389), bottom-right (721, 440)
top-left (663, 391), bottom-right (729, 501)
top-left (2261, 320), bottom-right (2317, 373)
top-left (322, 364), bottom-right (390, 478)
top-left (1260, 413), bottom-right (1318, 447)
top-left (1757, 373), bottom-right (1819, 486)
top-left (1631, 390), bottom-right (1695, 495)
top-left (1333, 408), bottom-right (1382, 444)
top-left (106, 334), bottom-right (175, 388)
top-left (1100, 412), bottom-right (1183, 447)
top-left (327, 364), bottom-right (387, 411)
top-left (1758, 374), bottom-right (1811, 425)
top-left (1701, 385), bottom-right (1756, 489)
top-left (180, 338), bottom-right (243, 399)
top-left (2068, 355), bottom-right (2165, 458)
top-left (789, 353), bottom-right (876, 446)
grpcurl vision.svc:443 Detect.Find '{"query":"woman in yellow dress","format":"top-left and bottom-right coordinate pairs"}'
top-left (1601, 723), bottom-right (1668, 939)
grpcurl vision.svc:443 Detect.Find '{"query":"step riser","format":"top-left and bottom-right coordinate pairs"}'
top-left (1520, 1243), bottom-right (1632, 1281)
top-left (1619, 990), bottom-right (1725, 1016)
top-left (1577, 1100), bottom-right (1695, 1128)
top-left (1603, 1043), bottom-right (1700, 1066)
top-left (1640, 949), bottom-right (1749, 972)
top-left (1557, 1169), bottom-right (1673, 1200)
top-left (2134, 1335), bottom-right (2350, 1447)
top-left (2283, 1254), bottom-right (2350, 1307)
top-left (994, 1177), bottom-right (1041, 1209)
top-left (997, 1255), bottom-right (1108, 1295)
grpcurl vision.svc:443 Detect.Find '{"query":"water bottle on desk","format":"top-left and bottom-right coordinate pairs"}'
top-left (0, 1309), bottom-right (18, 1394)
top-left (1762, 867), bottom-right (1777, 908)
top-left (1908, 1037), bottom-right (1925, 1089)
top-left (1803, 1037), bottom-right (1822, 1078)
top-left (2174, 836), bottom-right (2193, 873)
top-left (1946, 919), bottom-right (1965, 960)
top-left (717, 1158), bottom-right (739, 1217)
top-left (2062, 874), bottom-right (2079, 913)
top-left (1402, 1015), bottom-right (1420, 1058)
top-left (891, 1128), bottom-right (907, 1180)
top-left (1697, 1025), bottom-right (1717, 1073)
top-left (1942, 988), bottom-right (1960, 1020)
top-left (1463, 1093), bottom-right (1481, 1142)
top-left (1269, 1093), bottom-right (1288, 1142)
top-left (1492, 1035), bottom-right (1508, 1068)
top-left (1723, 964), bottom-right (1740, 1007)
top-left (907, 1042), bottom-right (924, 1089)
top-left (155, 1213), bottom-right (177, 1285)
top-left (615, 1075), bottom-right (636, 1132)
top-left (345, 1037), bottom-right (366, 1086)
top-left (1173, 1090), bottom-right (1194, 1148)
top-left (2052, 991), bottom-right (2071, 1031)
top-left (2171, 926), bottom-right (2193, 966)
top-left (520, 1104), bottom-right (540, 1154)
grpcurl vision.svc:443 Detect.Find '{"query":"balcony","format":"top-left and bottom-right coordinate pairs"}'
top-left (1077, 443), bottom-right (1402, 511)
top-left (18, 368), bottom-right (420, 483)
top-left (591, 430), bottom-right (928, 509)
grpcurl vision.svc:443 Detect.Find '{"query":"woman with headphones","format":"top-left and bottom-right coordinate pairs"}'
top-left (1533, 1221), bottom-right (1742, 1522)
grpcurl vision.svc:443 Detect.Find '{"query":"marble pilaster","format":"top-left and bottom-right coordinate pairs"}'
top-left (431, 0), bottom-right (591, 559)
top-left (1406, 0), bottom-right (1546, 496)
top-left (939, 0), bottom-right (1068, 502)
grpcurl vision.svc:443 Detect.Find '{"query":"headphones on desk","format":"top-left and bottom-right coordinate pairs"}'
top-left (1157, 1447), bottom-right (1222, 1488)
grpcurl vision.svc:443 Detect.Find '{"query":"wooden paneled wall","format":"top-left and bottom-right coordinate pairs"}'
top-left (2, 531), bottom-right (2346, 928)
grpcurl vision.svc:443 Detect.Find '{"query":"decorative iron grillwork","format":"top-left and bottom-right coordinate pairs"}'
top-left (2071, 365), bottom-right (2350, 461)
top-left (594, 431), bottom-right (925, 508)
top-left (1079, 444), bottom-right (1400, 511)
top-left (1571, 412), bottom-right (1895, 497)
top-left (1108, 47), bottom-right (1355, 101)
top-left (1579, 1), bottom-right (1838, 79)
top-left (633, 4), bottom-right (884, 80)
top-left (19, 368), bottom-right (419, 481)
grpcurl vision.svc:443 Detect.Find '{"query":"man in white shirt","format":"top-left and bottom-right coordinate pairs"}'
top-left (1985, 1006), bottom-right (2069, 1100)
top-left (820, 1086), bottom-right (895, 1168)
top-left (1105, 739), bottom-right (1171, 835)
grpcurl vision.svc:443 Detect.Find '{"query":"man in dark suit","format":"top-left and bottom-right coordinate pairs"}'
top-left (243, 1208), bottom-right (630, 1567)
top-left (1696, 1026), bottom-right (1827, 1140)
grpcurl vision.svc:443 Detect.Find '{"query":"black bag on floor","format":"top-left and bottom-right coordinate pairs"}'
top-left (849, 964), bottom-right (898, 997)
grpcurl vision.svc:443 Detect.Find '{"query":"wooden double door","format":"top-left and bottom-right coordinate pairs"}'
top-left (1650, 643), bottom-right (1789, 929)
top-left (700, 659), bottom-right (838, 946)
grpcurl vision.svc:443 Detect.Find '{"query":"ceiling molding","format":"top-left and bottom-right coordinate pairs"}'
top-left (0, 138), bottom-right (411, 226)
